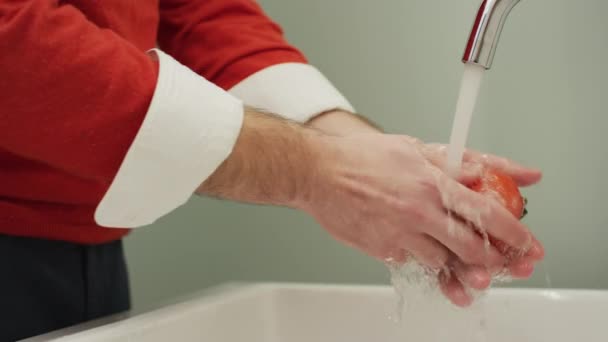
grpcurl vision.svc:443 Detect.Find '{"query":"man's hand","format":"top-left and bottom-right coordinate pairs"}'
top-left (307, 110), bottom-right (544, 306)
top-left (403, 138), bottom-right (544, 306)
top-left (302, 133), bottom-right (539, 252)
top-left (197, 107), bottom-right (544, 307)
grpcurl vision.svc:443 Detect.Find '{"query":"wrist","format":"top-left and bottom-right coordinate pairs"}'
top-left (291, 131), bottom-right (346, 213)
top-left (307, 110), bottom-right (383, 136)
top-left (198, 106), bottom-right (326, 209)
top-left (289, 127), bottom-right (330, 209)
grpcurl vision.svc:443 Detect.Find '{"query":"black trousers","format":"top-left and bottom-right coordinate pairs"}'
top-left (0, 235), bottom-right (130, 341)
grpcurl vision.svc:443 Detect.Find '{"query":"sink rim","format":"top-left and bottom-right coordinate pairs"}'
top-left (22, 282), bottom-right (608, 342)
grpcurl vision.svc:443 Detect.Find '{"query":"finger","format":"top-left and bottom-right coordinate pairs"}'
top-left (510, 238), bottom-right (545, 263)
top-left (524, 235), bottom-right (545, 261)
top-left (462, 150), bottom-right (542, 187)
top-left (439, 271), bottom-right (474, 307)
top-left (427, 210), bottom-right (505, 267)
top-left (437, 175), bottom-right (532, 251)
top-left (507, 259), bottom-right (535, 279)
top-left (486, 241), bottom-right (540, 278)
top-left (490, 233), bottom-right (544, 264)
top-left (453, 263), bottom-right (492, 291)
top-left (454, 161), bottom-right (484, 185)
top-left (419, 143), bottom-right (542, 187)
top-left (402, 234), bottom-right (450, 269)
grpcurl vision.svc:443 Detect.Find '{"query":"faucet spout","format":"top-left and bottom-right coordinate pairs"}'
top-left (463, 0), bottom-right (521, 69)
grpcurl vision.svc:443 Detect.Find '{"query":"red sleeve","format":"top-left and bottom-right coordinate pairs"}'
top-left (157, 0), bottom-right (307, 90)
top-left (0, 0), bottom-right (157, 183)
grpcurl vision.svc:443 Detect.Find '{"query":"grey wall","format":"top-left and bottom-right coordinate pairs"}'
top-left (125, 0), bottom-right (608, 309)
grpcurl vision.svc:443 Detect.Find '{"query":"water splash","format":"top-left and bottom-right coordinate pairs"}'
top-left (386, 261), bottom-right (440, 322)
top-left (387, 260), bottom-right (490, 341)
top-left (386, 64), bottom-right (493, 340)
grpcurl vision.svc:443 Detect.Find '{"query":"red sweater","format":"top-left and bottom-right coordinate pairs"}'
top-left (0, 0), bottom-right (306, 244)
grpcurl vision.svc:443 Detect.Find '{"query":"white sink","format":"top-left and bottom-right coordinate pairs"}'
top-left (23, 283), bottom-right (608, 342)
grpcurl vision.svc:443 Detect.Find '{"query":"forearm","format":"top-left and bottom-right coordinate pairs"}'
top-left (197, 107), bottom-right (320, 207)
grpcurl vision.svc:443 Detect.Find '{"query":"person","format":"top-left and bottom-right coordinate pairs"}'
top-left (0, 0), bottom-right (544, 340)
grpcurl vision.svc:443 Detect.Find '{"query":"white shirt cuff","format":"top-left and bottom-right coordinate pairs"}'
top-left (95, 49), bottom-right (244, 228)
top-left (228, 63), bottom-right (355, 123)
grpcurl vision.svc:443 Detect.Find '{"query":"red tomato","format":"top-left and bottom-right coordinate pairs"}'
top-left (468, 168), bottom-right (528, 254)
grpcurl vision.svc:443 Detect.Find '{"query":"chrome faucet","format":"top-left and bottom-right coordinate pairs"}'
top-left (462, 0), bottom-right (522, 69)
